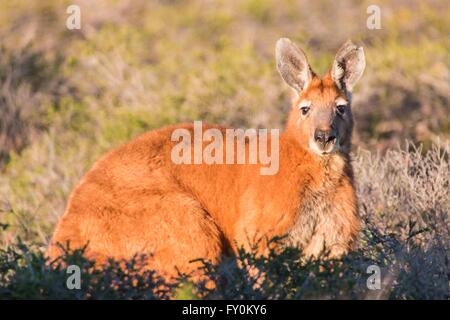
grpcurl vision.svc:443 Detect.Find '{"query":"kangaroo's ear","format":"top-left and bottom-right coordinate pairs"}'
top-left (276, 38), bottom-right (313, 93)
top-left (331, 40), bottom-right (365, 92)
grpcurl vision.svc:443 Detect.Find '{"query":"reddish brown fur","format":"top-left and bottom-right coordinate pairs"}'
top-left (47, 41), bottom-right (363, 280)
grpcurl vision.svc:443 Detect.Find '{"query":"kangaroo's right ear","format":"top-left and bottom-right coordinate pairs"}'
top-left (276, 38), bottom-right (313, 93)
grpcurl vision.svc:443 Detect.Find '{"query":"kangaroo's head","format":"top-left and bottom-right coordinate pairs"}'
top-left (276, 38), bottom-right (365, 156)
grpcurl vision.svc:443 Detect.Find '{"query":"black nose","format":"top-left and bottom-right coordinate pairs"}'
top-left (314, 129), bottom-right (336, 145)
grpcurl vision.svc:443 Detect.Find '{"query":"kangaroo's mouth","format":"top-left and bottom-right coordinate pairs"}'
top-left (309, 138), bottom-right (340, 156)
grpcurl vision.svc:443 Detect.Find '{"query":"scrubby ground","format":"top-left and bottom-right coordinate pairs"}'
top-left (0, 0), bottom-right (449, 299)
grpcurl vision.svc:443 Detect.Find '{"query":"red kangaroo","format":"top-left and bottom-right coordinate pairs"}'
top-left (47, 39), bottom-right (365, 279)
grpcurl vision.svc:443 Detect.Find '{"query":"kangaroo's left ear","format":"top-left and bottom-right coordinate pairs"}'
top-left (331, 40), bottom-right (365, 92)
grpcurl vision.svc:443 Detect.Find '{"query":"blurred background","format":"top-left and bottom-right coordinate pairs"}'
top-left (0, 0), bottom-right (449, 245)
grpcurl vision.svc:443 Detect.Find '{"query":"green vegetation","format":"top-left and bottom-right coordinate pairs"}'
top-left (0, 0), bottom-right (448, 299)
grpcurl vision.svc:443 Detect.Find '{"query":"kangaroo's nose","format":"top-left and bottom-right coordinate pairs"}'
top-left (314, 129), bottom-right (336, 145)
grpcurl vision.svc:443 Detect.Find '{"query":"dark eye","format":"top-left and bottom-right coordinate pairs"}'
top-left (336, 105), bottom-right (346, 115)
top-left (300, 106), bottom-right (310, 115)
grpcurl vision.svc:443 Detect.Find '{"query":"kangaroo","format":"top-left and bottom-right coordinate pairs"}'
top-left (47, 38), bottom-right (365, 280)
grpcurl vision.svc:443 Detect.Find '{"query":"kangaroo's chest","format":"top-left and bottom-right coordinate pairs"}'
top-left (286, 187), bottom-right (335, 248)
top-left (285, 175), bottom-right (358, 256)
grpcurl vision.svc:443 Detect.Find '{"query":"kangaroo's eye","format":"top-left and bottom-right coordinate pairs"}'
top-left (300, 106), bottom-right (310, 115)
top-left (336, 105), bottom-right (346, 115)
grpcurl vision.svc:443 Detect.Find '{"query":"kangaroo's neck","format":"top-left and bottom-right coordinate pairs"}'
top-left (280, 129), bottom-right (352, 186)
